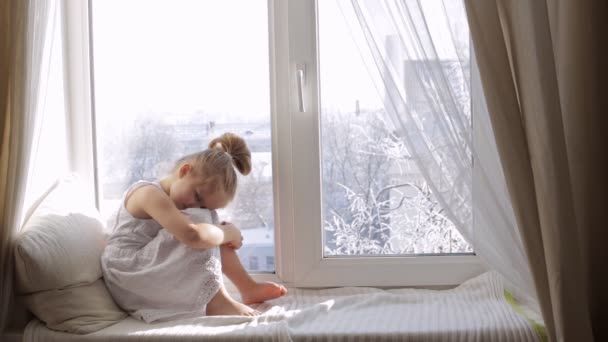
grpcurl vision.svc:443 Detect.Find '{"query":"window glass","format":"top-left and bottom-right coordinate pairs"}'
top-left (249, 256), bottom-right (259, 271)
top-left (266, 256), bottom-right (274, 269)
top-left (318, 1), bottom-right (472, 256)
top-left (91, 0), bottom-right (274, 272)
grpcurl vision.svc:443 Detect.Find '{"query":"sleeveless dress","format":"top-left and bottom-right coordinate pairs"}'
top-left (101, 181), bottom-right (223, 323)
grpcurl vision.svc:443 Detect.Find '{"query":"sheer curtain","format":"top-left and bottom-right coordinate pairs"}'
top-left (0, 0), bottom-right (60, 333)
top-left (339, 0), bottom-right (537, 305)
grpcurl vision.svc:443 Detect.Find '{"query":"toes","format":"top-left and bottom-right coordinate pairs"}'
top-left (245, 310), bottom-right (261, 316)
top-left (273, 284), bottom-right (287, 295)
top-left (269, 282), bottom-right (287, 295)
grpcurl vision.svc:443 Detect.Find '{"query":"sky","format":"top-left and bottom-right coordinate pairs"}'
top-left (91, 0), bottom-right (468, 136)
top-left (91, 0), bottom-right (388, 126)
top-left (92, 0), bottom-right (272, 122)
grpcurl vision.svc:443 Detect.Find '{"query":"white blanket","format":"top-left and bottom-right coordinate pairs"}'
top-left (23, 271), bottom-right (543, 342)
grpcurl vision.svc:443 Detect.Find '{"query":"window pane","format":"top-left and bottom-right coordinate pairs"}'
top-left (91, 0), bottom-right (274, 272)
top-left (319, 1), bottom-right (472, 256)
top-left (266, 256), bottom-right (274, 269)
top-left (248, 256), bottom-right (259, 271)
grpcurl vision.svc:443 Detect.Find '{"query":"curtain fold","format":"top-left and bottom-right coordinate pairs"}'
top-left (465, 0), bottom-right (607, 340)
top-left (342, 0), bottom-right (536, 310)
top-left (0, 0), bottom-right (28, 333)
top-left (347, 0), bottom-right (474, 238)
top-left (0, 0), bottom-right (53, 333)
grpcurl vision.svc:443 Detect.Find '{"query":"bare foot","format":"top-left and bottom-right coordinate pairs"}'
top-left (206, 287), bottom-right (261, 316)
top-left (240, 282), bottom-right (287, 305)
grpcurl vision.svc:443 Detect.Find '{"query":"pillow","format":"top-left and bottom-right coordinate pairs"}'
top-left (21, 279), bottom-right (127, 334)
top-left (14, 175), bottom-right (127, 334)
top-left (14, 212), bottom-right (106, 292)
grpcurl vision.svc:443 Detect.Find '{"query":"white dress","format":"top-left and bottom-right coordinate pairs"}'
top-left (101, 181), bottom-right (223, 323)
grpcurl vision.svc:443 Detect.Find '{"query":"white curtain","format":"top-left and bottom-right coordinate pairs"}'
top-left (21, 0), bottom-right (68, 222)
top-left (0, 0), bottom-right (61, 332)
top-left (339, 0), bottom-right (537, 306)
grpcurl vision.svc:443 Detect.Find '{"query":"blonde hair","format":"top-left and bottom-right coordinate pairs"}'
top-left (174, 132), bottom-right (251, 200)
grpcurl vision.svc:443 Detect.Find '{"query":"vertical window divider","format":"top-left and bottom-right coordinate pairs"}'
top-left (269, 0), bottom-right (297, 285)
top-left (62, 0), bottom-right (97, 208)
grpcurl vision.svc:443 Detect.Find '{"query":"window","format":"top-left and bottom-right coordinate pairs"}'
top-left (269, 0), bottom-right (482, 286)
top-left (249, 256), bottom-right (259, 271)
top-left (267, 256), bottom-right (275, 269)
top-left (89, 0), bottom-right (275, 272)
top-left (318, 1), bottom-right (471, 256)
top-left (60, 0), bottom-right (484, 288)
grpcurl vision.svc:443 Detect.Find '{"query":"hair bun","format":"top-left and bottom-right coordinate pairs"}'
top-left (208, 133), bottom-right (251, 176)
top-left (213, 142), bottom-right (225, 152)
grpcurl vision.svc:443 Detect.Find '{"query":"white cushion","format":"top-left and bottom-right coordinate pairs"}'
top-left (22, 279), bottom-right (127, 334)
top-left (14, 175), bottom-right (127, 334)
top-left (14, 211), bottom-right (106, 292)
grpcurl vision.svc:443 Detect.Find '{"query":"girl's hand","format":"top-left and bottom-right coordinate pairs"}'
top-left (219, 221), bottom-right (243, 249)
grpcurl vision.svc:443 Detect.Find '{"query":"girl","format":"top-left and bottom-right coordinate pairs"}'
top-left (101, 132), bottom-right (286, 323)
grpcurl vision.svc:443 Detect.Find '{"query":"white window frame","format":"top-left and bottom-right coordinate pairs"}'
top-left (62, 0), bottom-right (97, 206)
top-left (270, 0), bottom-right (485, 287)
top-left (63, 0), bottom-right (486, 289)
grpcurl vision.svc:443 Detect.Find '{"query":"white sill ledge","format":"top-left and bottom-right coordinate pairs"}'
top-left (16, 272), bottom-right (543, 342)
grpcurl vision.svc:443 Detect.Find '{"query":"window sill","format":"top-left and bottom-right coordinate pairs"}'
top-left (20, 272), bottom-right (542, 342)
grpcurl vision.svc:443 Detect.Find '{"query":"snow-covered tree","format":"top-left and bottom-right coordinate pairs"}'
top-left (322, 109), bottom-right (471, 255)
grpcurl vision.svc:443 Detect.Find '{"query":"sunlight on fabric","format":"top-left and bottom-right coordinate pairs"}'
top-left (23, 1), bottom-right (68, 226)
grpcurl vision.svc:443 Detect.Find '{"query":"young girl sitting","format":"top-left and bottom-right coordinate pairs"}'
top-left (101, 132), bottom-right (286, 323)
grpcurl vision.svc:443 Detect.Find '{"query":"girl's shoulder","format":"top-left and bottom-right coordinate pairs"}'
top-left (124, 180), bottom-right (161, 194)
top-left (107, 181), bottom-right (162, 232)
top-left (122, 180), bottom-right (164, 215)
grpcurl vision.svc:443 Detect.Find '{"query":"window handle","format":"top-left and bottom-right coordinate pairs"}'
top-left (296, 64), bottom-right (306, 112)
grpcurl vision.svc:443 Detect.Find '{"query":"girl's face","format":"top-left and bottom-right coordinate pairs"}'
top-left (170, 163), bottom-right (231, 210)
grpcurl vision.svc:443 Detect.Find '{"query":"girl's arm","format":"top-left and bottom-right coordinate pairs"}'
top-left (125, 185), bottom-right (241, 249)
